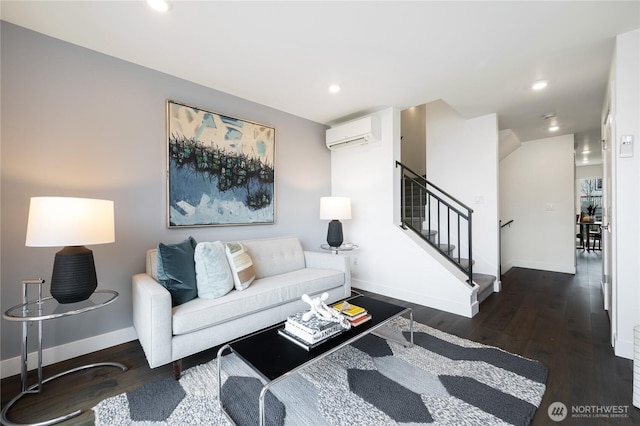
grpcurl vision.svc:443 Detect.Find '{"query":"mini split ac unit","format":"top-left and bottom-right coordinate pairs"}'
top-left (326, 116), bottom-right (380, 150)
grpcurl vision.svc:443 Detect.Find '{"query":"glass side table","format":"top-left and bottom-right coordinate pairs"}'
top-left (1, 280), bottom-right (128, 426)
top-left (320, 243), bottom-right (359, 255)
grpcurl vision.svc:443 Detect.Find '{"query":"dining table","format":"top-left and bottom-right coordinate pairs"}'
top-left (577, 220), bottom-right (602, 251)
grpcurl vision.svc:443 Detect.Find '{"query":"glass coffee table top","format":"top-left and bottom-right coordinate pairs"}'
top-left (225, 295), bottom-right (411, 381)
top-left (217, 295), bottom-right (413, 426)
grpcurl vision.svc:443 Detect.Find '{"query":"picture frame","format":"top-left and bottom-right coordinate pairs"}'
top-left (166, 100), bottom-right (275, 227)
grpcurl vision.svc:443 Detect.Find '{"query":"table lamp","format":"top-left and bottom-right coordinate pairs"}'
top-left (320, 196), bottom-right (351, 248)
top-left (25, 197), bottom-right (115, 303)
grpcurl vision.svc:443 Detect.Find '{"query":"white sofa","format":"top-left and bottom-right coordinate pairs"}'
top-left (132, 236), bottom-right (351, 377)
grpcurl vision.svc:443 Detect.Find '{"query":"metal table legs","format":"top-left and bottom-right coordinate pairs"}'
top-left (1, 281), bottom-right (127, 426)
top-left (1, 362), bottom-right (128, 426)
top-left (217, 310), bottom-right (414, 426)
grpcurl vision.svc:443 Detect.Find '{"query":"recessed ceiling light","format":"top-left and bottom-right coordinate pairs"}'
top-left (147, 0), bottom-right (171, 12)
top-left (549, 125), bottom-right (559, 132)
top-left (328, 84), bottom-right (341, 94)
top-left (582, 150), bottom-right (591, 154)
top-left (532, 80), bottom-right (548, 91)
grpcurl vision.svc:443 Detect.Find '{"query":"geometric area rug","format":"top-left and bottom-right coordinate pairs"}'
top-left (93, 317), bottom-right (547, 425)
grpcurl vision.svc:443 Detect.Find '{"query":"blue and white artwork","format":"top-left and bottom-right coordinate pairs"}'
top-left (167, 101), bottom-right (275, 227)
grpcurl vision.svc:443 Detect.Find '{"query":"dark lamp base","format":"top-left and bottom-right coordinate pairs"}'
top-left (51, 246), bottom-right (98, 304)
top-left (326, 220), bottom-right (344, 248)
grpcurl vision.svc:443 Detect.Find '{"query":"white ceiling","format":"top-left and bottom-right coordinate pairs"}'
top-left (2, 1), bottom-right (639, 165)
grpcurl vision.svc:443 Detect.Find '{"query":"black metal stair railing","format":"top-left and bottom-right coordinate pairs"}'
top-left (396, 161), bottom-right (474, 286)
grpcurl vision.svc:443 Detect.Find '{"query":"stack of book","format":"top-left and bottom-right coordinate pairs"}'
top-left (332, 301), bottom-right (371, 327)
top-left (278, 311), bottom-right (344, 350)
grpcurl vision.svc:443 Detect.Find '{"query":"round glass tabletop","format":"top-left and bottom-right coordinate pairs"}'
top-left (320, 243), bottom-right (358, 252)
top-left (4, 289), bottom-right (118, 322)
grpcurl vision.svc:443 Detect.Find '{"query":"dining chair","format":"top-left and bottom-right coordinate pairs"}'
top-left (576, 214), bottom-right (585, 250)
top-left (589, 225), bottom-right (602, 250)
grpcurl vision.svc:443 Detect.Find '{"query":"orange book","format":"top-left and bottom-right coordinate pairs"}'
top-left (349, 314), bottom-right (371, 327)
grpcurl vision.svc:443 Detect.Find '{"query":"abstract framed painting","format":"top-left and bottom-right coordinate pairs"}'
top-left (166, 100), bottom-right (275, 227)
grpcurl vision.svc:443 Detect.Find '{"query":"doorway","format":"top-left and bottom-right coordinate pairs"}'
top-left (575, 175), bottom-right (604, 295)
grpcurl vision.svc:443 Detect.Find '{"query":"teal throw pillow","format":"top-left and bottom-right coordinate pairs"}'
top-left (157, 236), bottom-right (198, 306)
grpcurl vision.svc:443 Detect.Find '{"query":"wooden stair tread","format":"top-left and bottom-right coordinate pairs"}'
top-left (455, 258), bottom-right (474, 269)
top-left (421, 229), bottom-right (437, 237)
top-left (437, 243), bottom-right (455, 253)
top-left (470, 273), bottom-right (496, 303)
top-left (472, 273), bottom-right (496, 291)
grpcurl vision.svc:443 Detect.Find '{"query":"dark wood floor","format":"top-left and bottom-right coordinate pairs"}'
top-left (2, 250), bottom-right (637, 425)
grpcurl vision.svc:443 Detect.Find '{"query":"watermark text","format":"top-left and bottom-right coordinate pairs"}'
top-left (548, 402), bottom-right (629, 422)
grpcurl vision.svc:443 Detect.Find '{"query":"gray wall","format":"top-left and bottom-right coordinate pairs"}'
top-left (0, 22), bottom-right (331, 360)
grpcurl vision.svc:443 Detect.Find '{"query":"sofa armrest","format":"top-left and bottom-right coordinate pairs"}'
top-left (132, 273), bottom-right (173, 368)
top-left (304, 250), bottom-right (351, 291)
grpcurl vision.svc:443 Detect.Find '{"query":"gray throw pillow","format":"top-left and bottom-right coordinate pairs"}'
top-left (157, 236), bottom-right (198, 306)
top-left (194, 242), bottom-right (234, 299)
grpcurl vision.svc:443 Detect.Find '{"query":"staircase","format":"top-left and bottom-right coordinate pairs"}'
top-left (397, 161), bottom-right (496, 304)
top-left (472, 273), bottom-right (497, 304)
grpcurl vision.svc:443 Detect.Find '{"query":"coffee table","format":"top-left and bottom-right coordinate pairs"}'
top-left (216, 295), bottom-right (413, 425)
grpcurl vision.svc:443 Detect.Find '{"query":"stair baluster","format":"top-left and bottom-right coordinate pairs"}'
top-left (396, 161), bottom-right (474, 286)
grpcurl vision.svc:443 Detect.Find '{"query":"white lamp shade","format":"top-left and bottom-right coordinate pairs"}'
top-left (25, 197), bottom-right (115, 247)
top-left (320, 197), bottom-right (351, 220)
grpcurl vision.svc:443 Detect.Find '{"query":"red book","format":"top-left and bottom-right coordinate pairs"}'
top-left (349, 314), bottom-right (371, 327)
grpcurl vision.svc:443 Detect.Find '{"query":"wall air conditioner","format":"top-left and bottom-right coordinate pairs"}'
top-left (326, 116), bottom-right (380, 150)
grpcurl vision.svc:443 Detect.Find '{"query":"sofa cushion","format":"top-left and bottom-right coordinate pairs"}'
top-left (171, 268), bottom-right (345, 335)
top-left (241, 237), bottom-right (306, 279)
top-left (225, 242), bottom-right (255, 291)
top-left (157, 236), bottom-right (198, 306)
top-left (194, 241), bottom-right (234, 299)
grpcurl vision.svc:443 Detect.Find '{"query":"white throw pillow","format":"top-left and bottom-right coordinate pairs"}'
top-left (224, 242), bottom-right (256, 291)
top-left (194, 242), bottom-right (234, 299)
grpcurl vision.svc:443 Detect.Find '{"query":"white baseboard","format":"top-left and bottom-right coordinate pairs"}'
top-left (501, 261), bottom-right (515, 275)
top-left (0, 327), bottom-right (138, 379)
top-left (614, 335), bottom-right (634, 360)
top-left (600, 279), bottom-right (610, 311)
top-left (511, 259), bottom-right (575, 274)
top-left (470, 300), bottom-right (479, 317)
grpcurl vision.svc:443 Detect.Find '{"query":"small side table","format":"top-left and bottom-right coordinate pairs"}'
top-left (2, 280), bottom-right (128, 426)
top-left (320, 243), bottom-right (359, 255)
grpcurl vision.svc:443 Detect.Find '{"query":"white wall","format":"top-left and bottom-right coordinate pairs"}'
top-left (425, 100), bottom-right (499, 279)
top-left (330, 108), bottom-right (476, 317)
top-left (400, 104), bottom-right (427, 176)
top-left (500, 135), bottom-right (576, 274)
top-left (608, 29), bottom-right (640, 359)
top-left (1, 23), bottom-right (331, 375)
top-left (499, 129), bottom-right (521, 162)
top-left (576, 164), bottom-right (603, 180)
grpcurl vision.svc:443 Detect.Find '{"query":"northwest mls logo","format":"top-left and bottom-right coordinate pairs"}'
top-left (548, 402), bottom-right (568, 422)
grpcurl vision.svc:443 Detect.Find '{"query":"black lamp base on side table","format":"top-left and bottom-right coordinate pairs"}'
top-left (50, 245), bottom-right (98, 304)
top-left (326, 220), bottom-right (344, 248)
